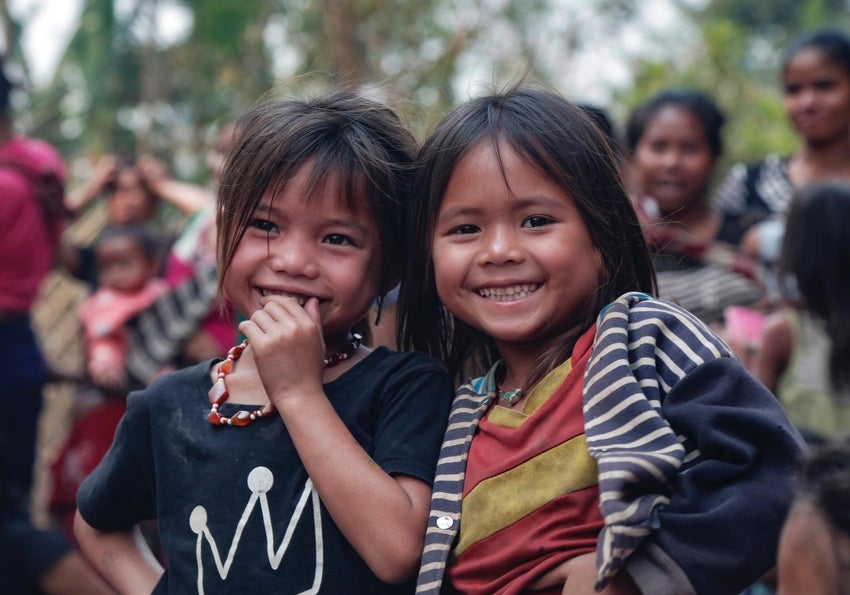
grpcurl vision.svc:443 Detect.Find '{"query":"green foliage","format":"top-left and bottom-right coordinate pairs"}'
top-left (12, 0), bottom-right (641, 173)
top-left (14, 0), bottom-right (846, 188)
top-left (620, 0), bottom-right (850, 175)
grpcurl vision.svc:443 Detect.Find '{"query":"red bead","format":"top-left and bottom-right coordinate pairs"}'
top-left (208, 378), bottom-right (229, 405)
top-left (219, 359), bottom-right (233, 375)
top-left (207, 410), bottom-right (222, 424)
top-left (231, 410), bottom-right (252, 427)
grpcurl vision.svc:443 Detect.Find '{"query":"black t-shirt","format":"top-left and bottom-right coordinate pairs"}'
top-left (77, 347), bottom-right (453, 594)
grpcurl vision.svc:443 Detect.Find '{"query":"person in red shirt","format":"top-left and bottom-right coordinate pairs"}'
top-left (0, 64), bottom-right (67, 514)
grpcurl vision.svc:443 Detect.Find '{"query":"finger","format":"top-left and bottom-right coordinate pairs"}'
top-left (304, 297), bottom-right (322, 327)
top-left (260, 294), bottom-right (309, 317)
top-left (246, 306), bottom-right (290, 335)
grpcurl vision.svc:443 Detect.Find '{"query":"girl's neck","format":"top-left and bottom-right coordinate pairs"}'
top-left (792, 136), bottom-right (850, 185)
top-left (496, 342), bottom-right (552, 391)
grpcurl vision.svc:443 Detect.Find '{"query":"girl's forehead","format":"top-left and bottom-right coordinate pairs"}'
top-left (261, 175), bottom-right (378, 228)
top-left (786, 46), bottom-right (847, 74)
top-left (96, 235), bottom-right (145, 257)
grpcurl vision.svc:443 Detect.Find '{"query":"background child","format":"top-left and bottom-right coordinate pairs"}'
top-left (624, 88), bottom-right (764, 325)
top-left (399, 87), bottom-right (804, 595)
top-left (775, 435), bottom-right (850, 595)
top-left (712, 28), bottom-right (850, 271)
top-left (751, 180), bottom-right (850, 441)
top-left (79, 223), bottom-right (169, 393)
top-left (49, 223), bottom-right (168, 541)
top-left (74, 91), bottom-right (453, 593)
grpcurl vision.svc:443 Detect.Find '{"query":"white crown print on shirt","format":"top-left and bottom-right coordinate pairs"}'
top-left (188, 466), bottom-right (324, 595)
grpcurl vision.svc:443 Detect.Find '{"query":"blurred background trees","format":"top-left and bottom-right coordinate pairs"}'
top-left (1, 0), bottom-right (849, 187)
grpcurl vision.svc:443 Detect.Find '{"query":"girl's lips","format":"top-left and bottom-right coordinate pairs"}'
top-left (258, 288), bottom-right (315, 306)
top-left (476, 283), bottom-right (541, 301)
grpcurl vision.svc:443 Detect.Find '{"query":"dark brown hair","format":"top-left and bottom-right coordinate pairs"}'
top-left (216, 91), bottom-right (418, 313)
top-left (398, 85), bottom-right (656, 386)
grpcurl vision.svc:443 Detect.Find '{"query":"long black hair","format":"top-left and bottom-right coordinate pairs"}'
top-left (782, 27), bottom-right (850, 77)
top-left (780, 180), bottom-right (850, 391)
top-left (398, 85), bottom-right (656, 386)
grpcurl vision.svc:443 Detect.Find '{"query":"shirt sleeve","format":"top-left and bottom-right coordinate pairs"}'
top-left (642, 356), bottom-right (804, 595)
top-left (76, 390), bottom-right (158, 530)
top-left (371, 357), bottom-right (453, 484)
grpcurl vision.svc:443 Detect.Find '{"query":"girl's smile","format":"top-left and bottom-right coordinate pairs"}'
top-left (475, 283), bottom-right (541, 301)
top-left (257, 288), bottom-right (323, 307)
top-left (432, 139), bottom-right (603, 362)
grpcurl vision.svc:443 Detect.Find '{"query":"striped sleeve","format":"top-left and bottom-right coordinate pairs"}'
top-left (415, 385), bottom-right (492, 594)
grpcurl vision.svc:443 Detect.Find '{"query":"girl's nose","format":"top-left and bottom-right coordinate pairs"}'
top-left (478, 226), bottom-right (524, 266)
top-left (267, 236), bottom-right (320, 278)
top-left (798, 88), bottom-right (818, 109)
top-left (660, 149), bottom-right (682, 169)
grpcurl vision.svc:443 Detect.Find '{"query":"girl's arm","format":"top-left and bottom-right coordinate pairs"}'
top-left (275, 391), bottom-right (433, 583)
top-left (73, 510), bottom-right (163, 595)
top-left (751, 311), bottom-right (793, 393)
top-left (137, 154), bottom-right (212, 216)
top-left (65, 155), bottom-right (118, 216)
top-left (242, 297), bottom-right (443, 584)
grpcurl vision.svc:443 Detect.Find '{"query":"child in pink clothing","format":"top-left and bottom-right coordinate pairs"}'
top-left (51, 224), bottom-right (168, 541)
top-left (77, 224), bottom-right (168, 392)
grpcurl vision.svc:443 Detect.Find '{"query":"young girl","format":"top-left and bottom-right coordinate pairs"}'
top-left (625, 88), bottom-right (764, 324)
top-left (712, 28), bottom-right (850, 266)
top-left (398, 87), bottom-right (805, 595)
top-left (74, 91), bottom-right (453, 594)
top-left (752, 180), bottom-right (850, 441)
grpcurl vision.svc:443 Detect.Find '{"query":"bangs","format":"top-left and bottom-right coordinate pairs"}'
top-left (261, 157), bottom-right (372, 219)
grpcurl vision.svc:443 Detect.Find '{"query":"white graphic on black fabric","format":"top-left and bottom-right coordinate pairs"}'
top-left (188, 466), bottom-right (324, 594)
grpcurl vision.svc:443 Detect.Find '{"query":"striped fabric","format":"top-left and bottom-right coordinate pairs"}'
top-left (415, 292), bottom-right (733, 594)
top-left (586, 292), bottom-right (730, 587)
top-left (712, 154), bottom-right (794, 218)
top-left (125, 262), bottom-right (220, 387)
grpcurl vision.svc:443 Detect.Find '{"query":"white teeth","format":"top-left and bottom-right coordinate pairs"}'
top-left (477, 284), bottom-right (540, 300)
top-left (259, 289), bottom-right (308, 306)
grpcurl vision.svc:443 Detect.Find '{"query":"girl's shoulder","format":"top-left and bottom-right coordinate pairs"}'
top-left (599, 293), bottom-right (733, 359)
top-left (332, 346), bottom-right (452, 389)
top-left (365, 346), bottom-right (449, 372)
top-left (126, 359), bottom-right (213, 407)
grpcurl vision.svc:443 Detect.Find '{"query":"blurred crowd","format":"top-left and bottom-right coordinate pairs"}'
top-left (2, 24), bottom-right (850, 595)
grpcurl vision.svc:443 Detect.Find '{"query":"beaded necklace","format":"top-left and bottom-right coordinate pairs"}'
top-left (207, 333), bottom-right (362, 427)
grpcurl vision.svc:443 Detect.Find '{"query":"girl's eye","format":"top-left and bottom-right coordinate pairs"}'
top-left (522, 215), bottom-right (553, 228)
top-left (249, 218), bottom-right (277, 233)
top-left (323, 233), bottom-right (355, 246)
top-left (815, 79), bottom-right (837, 91)
top-left (448, 224), bottom-right (480, 235)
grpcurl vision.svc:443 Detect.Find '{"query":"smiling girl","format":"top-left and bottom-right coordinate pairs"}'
top-left (73, 92), bottom-right (453, 594)
top-left (400, 86), bottom-right (804, 595)
top-left (712, 28), bottom-right (850, 265)
top-left (625, 89), bottom-right (764, 324)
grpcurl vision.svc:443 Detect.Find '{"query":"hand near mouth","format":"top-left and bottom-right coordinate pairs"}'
top-left (238, 295), bottom-right (327, 408)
